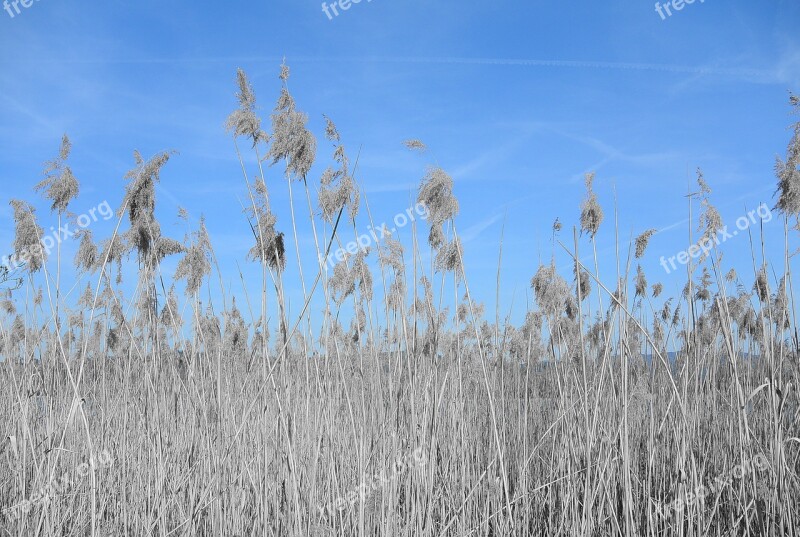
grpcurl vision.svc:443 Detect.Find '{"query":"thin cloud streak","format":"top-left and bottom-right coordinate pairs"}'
top-left (6, 55), bottom-right (782, 82)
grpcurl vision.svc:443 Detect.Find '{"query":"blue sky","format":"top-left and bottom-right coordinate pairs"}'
top-left (0, 0), bottom-right (798, 326)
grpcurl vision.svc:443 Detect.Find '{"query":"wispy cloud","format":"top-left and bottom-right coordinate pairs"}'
top-left (550, 131), bottom-right (679, 183)
top-left (459, 211), bottom-right (505, 244)
top-left (11, 55), bottom-right (781, 84)
top-left (0, 91), bottom-right (61, 137)
top-left (450, 134), bottom-right (533, 180)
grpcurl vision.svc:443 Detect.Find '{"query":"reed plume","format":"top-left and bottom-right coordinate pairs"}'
top-left (579, 172), bottom-right (603, 238)
top-left (634, 229), bottom-right (657, 258)
top-left (418, 166), bottom-right (459, 249)
top-left (266, 61), bottom-right (317, 180)
top-left (174, 216), bottom-right (213, 296)
top-left (35, 134), bottom-right (79, 213)
top-left (531, 262), bottom-right (570, 319)
top-left (225, 68), bottom-right (268, 147)
top-left (10, 199), bottom-right (45, 273)
top-left (774, 93), bottom-right (800, 217)
top-left (319, 116), bottom-right (358, 222)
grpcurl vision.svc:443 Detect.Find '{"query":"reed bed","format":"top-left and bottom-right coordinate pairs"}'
top-left (0, 67), bottom-right (797, 537)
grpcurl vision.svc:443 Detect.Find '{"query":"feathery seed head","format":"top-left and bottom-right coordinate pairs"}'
top-left (279, 59), bottom-right (290, 82)
top-left (36, 134), bottom-right (80, 214)
top-left (320, 167), bottom-right (337, 187)
top-left (671, 303), bottom-right (682, 327)
top-left (697, 169), bottom-right (712, 195)
top-left (434, 237), bottom-right (463, 278)
top-left (694, 170), bottom-right (722, 261)
top-left (352, 248), bottom-right (374, 302)
top-left (245, 181), bottom-right (286, 271)
top-left (318, 117), bottom-right (359, 221)
top-left (634, 229), bottom-right (657, 258)
top-left (74, 229), bottom-right (97, 273)
top-left (661, 299), bottom-right (672, 323)
top-left (330, 256), bottom-right (355, 305)
top-left (531, 263), bottom-right (570, 318)
top-left (380, 237), bottom-right (406, 310)
top-left (10, 199), bottom-right (45, 273)
top-left (579, 172), bottom-right (604, 238)
top-left (75, 283), bottom-right (93, 309)
top-left (235, 68), bottom-right (257, 109)
top-left (324, 115), bottom-right (341, 144)
top-left (319, 173), bottom-right (358, 222)
top-left (119, 150), bottom-right (179, 266)
top-left (267, 66), bottom-right (317, 180)
top-left (698, 204), bottom-right (723, 245)
top-left (652, 282), bottom-right (663, 298)
top-left (574, 266), bottom-right (591, 301)
top-left (223, 298), bottom-right (250, 356)
top-left (0, 292), bottom-right (15, 315)
top-left (754, 266), bottom-right (769, 302)
top-left (634, 265), bottom-right (647, 298)
top-left (174, 219), bottom-right (213, 297)
top-left (58, 133), bottom-right (71, 160)
top-left (154, 237), bottom-right (185, 263)
top-left (225, 69), bottom-right (265, 145)
top-left (418, 166), bottom-right (459, 249)
top-left (159, 285), bottom-right (180, 328)
top-left (774, 97), bottom-right (800, 216)
top-left (584, 172), bottom-right (595, 190)
top-left (403, 139), bottom-right (427, 152)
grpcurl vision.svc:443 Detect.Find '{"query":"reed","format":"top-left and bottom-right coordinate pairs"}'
top-left (0, 72), bottom-right (797, 537)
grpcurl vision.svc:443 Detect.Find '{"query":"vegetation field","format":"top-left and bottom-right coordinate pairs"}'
top-left (0, 68), bottom-right (798, 536)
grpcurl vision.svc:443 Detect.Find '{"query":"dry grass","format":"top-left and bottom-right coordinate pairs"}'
top-left (0, 70), bottom-right (798, 537)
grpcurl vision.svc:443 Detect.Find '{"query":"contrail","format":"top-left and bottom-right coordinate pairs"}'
top-left (365, 56), bottom-right (772, 79)
top-left (11, 55), bottom-right (775, 80)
